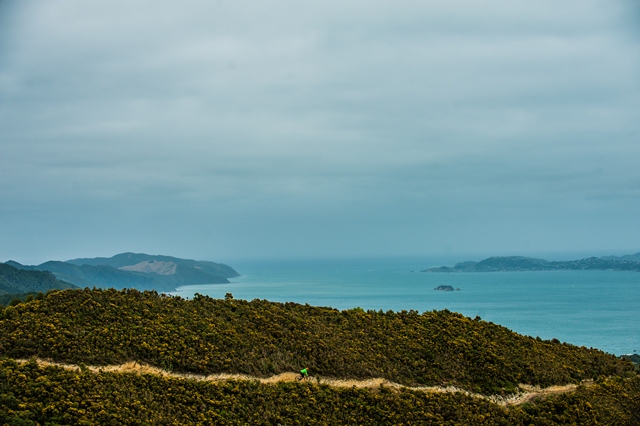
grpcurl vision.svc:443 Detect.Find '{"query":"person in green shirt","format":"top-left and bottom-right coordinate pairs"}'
top-left (298, 368), bottom-right (309, 381)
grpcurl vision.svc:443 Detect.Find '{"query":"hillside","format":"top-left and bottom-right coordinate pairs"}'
top-left (0, 289), bottom-right (633, 395)
top-left (425, 254), bottom-right (640, 272)
top-left (6, 253), bottom-right (239, 292)
top-left (0, 359), bottom-right (638, 425)
top-left (0, 263), bottom-right (75, 295)
top-left (67, 252), bottom-right (239, 278)
top-left (602, 252), bottom-right (640, 262)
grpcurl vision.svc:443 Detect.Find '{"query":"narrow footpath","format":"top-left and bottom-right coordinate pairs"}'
top-left (15, 358), bottom-right (586, 407)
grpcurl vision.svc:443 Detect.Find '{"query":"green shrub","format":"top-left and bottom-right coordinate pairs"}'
top-left (0, 288), bottom-right (633, 395)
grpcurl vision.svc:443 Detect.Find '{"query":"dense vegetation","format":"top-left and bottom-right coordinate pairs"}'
top-left (0, 359), bottom-right (638, 425)
top-left (0, 289), bottom-right (633, 395)
top-left (0, 292), bottom-right (44, 307)
top-left (0, 263), bottom-right (74, 295)
top-left (622, 354), bottom-right (640, 370)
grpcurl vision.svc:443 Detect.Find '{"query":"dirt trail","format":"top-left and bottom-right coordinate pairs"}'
top-left (14, 358), bottom-right (585, 407)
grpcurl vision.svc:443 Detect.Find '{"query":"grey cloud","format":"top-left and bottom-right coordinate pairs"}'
top-left (1, 0), bottom-right (639, 262)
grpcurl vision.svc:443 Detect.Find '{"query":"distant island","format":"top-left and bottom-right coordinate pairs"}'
top-left (424, 253), bottom-right (640, 273)
top-left (434, 285), bottom-right (460, 291)
top-left (4, 252), bottom-right (239, 292)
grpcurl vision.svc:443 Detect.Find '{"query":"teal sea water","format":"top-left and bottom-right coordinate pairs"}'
top-left (170, 257), bottom-right (640, 356)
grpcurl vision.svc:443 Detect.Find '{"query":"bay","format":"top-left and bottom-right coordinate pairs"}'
top-left (170, 257), bottom-right (640, 356)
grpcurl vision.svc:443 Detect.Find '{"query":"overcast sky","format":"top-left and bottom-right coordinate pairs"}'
top-left (1, 0), bottom-right (639, 264)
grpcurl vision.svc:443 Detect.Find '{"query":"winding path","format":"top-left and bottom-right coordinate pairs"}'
top-left (14, 358), bottom-right (586, 407)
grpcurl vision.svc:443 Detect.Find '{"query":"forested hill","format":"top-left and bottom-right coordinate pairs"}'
top-left (0, 263), bottom-right (75, 295)
top-left (5, 253), bottom-right (239, 292)
top-left (425, 255), bottom-right (640, 272)
top-left (0, 288), bottom-right (634, 395)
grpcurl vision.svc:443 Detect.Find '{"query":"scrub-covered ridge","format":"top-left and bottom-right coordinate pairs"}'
top-left (0, 358), bottom-right (639, 425)
top-left (0, 288), bottom-right (632, 396)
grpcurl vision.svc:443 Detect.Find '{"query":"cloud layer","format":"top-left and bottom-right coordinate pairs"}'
top-left (1, 0), bottom-right (639, 262)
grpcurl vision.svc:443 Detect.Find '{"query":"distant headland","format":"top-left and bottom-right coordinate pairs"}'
top-left (3, 253), bottom-right (239, 292)
top-left (424, 252), bottom-right (640, 273)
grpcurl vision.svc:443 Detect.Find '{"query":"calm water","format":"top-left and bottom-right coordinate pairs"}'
top-left (170, 257), bottom-right (640, 355)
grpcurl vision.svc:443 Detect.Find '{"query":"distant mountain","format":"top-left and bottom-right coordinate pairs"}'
top-left (7, 253), bottom-right (240, 292)
top-left (0, 263), bottom-right (75, 295)
top-left (424, 254), bottom-right (640, 273)
top-left (601, 252), bottom-right (640, 262)
top-left (67, 252), bottom-right (239, 279)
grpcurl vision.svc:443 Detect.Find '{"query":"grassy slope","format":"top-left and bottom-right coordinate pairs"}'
top-left (0, 289), bottom-right (633, 395)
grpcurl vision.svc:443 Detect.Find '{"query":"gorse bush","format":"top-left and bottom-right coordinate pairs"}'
top-left (0, 288), bottom-right (633, 395)
top-left (0, 359), bottom-right (638, 425)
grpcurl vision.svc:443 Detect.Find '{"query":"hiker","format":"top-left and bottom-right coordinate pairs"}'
top-left (298, 367), bottom-right (309, 380)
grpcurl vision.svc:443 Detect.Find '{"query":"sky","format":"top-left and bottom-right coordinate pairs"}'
top-left (1, 0), bottom-right (639, 264)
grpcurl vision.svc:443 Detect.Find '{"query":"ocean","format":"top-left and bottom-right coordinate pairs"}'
top-left (170, 257), bottom-right (640, 356)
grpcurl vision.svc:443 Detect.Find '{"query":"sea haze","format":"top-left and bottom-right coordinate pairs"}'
top-left (170, 257), bottom-right (640, 356)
